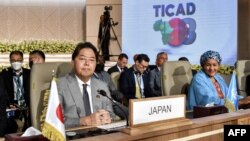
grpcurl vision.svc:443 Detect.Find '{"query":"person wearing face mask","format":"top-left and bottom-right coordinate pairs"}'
top-left (29, 50), bottom-right (45, 68)
top-left (0, 51), bottom-right (31, 133)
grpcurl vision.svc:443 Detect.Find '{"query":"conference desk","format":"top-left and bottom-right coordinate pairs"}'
top-left (69, 109), bottom-right (250, 141)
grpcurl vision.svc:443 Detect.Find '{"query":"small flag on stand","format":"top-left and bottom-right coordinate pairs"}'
top-left (42, 78), bottom-right (66, 141)
top-left (225, 71), bottom-right (238, 112)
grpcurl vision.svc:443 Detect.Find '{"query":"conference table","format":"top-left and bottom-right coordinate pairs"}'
top-left (67, 109), bottom-right (250, 141)
top-left (2, 109), bottom-right (250, 140)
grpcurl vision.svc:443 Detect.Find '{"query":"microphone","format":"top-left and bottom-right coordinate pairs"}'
top-left (98, 89), bottom-right (129, 127)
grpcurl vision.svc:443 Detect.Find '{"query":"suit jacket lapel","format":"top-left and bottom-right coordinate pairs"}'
top-left (67, 72), bottom-right (86, 116)
top-left (91, 77), bottom-right (103, 113)
top-left (156, 68), bottom-right (160, 86)
top-left (7, 69), bottom-right (14, 101)
top-left (129, 68), bottom-right (136, 85)
top-left (115, 65), bottom-right (119, 72)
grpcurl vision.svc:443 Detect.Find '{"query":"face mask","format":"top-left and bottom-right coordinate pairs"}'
top-left (29, 61), bottom-right (33, 68)
top-left (11, 62), bottom-right (22, 71)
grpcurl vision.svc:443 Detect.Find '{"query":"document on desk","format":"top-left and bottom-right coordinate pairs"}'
top-left (97, 120), bottom-right (127, 131)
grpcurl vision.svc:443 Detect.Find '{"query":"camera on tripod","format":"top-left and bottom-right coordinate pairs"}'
top-left (104, 5), bottom-right (112, 11)
top-left (103, 6), bottom-right (112, 22)
top-left (98, 5), bottom-right (121, 60)
top-left (103, 5), bottom-right (118, 26)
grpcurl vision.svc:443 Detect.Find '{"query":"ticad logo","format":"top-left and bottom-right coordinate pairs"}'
top-left (153, 3), bottom-right (196, 47)
top-left (153, 18), bottom-right (196, 46)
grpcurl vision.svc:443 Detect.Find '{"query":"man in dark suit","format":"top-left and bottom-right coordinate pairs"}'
top-left (119, 54), bottom-right (152, 106)
top-left (57, 42), bottom-right (114, 128)
top-left (29, 50), bottom-right (46, 68)
top-left (0, 51), bottom-right (31, 132)
top-left (107, 53), bottom-right (128, 74)
top-left (0, 76), bottom-right (8, 137)
top-left (149, 52), bottom-right (168, 97)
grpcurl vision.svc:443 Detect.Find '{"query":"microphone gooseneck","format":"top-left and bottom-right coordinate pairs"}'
top-left (98, 89), bottom-right (129, 127)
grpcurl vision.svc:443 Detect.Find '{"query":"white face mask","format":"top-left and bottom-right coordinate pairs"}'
top-left (11, 62), bottom-right (22, 70)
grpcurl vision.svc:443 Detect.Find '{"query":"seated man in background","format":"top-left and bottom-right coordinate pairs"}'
top-left (178, 56), bottom-right (197, 76)
top-left (0, 51), bottom-right (31, 133)
top-left (29, 50), bottom-right (45, 68)
top-left (57, 42), bottom-right (115, 128)
top-left (107, 53), bottom-right (128, 74)
top-left (187, 50), bottom-right (250, 110)
top-left (149, 52), bottom-right (168, 97)
top-left (178, 56), bottom-right (189, 61)
top-left (119, 54), bottom-right (152, 106)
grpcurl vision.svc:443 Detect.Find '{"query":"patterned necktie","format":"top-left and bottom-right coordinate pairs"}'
top-left (82, 84), bottom-right (91, 116)
top-left (15, 75), bottom-right (24, 106)
top-left (135, 73), bottom-right (142, 99)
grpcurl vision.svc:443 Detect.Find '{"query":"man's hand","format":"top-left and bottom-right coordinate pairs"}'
top-left (80, 109), bottom-right (111, 126)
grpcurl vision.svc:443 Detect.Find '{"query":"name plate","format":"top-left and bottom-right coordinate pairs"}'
top-left (129, 95), bottom-right (186, 126)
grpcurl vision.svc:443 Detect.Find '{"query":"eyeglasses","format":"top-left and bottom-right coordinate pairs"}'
top-left (138, 63), bottom-right (148, 70)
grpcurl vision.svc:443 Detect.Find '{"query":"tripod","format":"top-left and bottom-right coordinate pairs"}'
top-left (98, 14), bottom-right (121, 61)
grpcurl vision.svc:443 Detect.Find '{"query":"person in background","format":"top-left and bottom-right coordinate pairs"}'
top-left (29, 50), bottom-right (45, 68)
top-left (133, 54), bottom-right (138, 62)
top-left (119, 54), bottom-right (152, 106)
top-left (107, 53), bottom-right (128, 74)
top-left (0, 51), bottom-right (31, 133)
top-left (57, 42), bottom-right (114, 128)
top-left (0, 76), bottom-right (8, 137)
top-left (187, 50), bottom-right (250, 110)
top-left (149, 52), bottom-right (168, 97)
top-left (178, 57), bottom-right (189, 61)
top-left (178, 56), bottom-right (197, 76)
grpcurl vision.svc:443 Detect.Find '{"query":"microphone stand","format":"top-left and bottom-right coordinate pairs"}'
top-left (98, 90), bottom-right (129, 127)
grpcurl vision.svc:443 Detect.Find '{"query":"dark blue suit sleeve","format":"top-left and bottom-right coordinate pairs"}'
top-left (119, 71), bottom-right (136, 100)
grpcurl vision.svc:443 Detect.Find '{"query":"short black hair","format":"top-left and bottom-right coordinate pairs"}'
top-left (118, 53), bottom-right (128, 60)
top-left (156, 52), bottom-right (167, 59)
top-left (29, 50), bottom-right (45, 60)
top-left (178, 57), bottom-right (189, 61)
top-left (136, 54), bottom-right (150, 63)
top-left (9, 51), bottom-right (23, 59)
top-left (72, 42), bottom-right (98, 61)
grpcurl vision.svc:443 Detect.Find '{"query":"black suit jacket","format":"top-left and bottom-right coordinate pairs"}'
top-left (107, 65), bottom-right (128, 74)
top-left (0, 76), bottom-right (7, 137)
top-left (119, 67), bottom-right (151, 100)
top-left (0, 67), bottom-right (30, 107)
